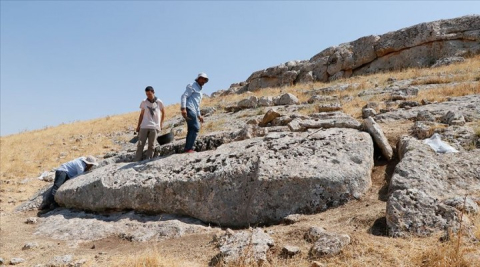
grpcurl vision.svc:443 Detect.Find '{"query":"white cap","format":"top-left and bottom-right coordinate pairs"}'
top-left (197, 72), bottom-right (209, 81)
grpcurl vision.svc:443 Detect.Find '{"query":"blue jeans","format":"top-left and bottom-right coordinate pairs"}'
top-left (185, 108), bottom-right (200, 151)
top-left (48, 170), bottom-right (69, 204)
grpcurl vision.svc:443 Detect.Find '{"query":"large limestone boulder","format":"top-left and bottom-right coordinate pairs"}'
top-left (386, 136), bottom-right (480, 237)
top-left (56, 129), bottom-right (374, 227)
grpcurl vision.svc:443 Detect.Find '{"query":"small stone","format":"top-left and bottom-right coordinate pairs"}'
top-left (316, 102), bottom-right (342, 112)
top-left (260, 109), bottom-right (281, 126)
top-left (282, 214), bottom-right (301, 225)
top-left (398, 101), bottom-right (420, 108)
top-left (311, 261), bottom-right (326, 267)
top-left (309, 232), bottom-right (350, 257)
top-left (421, 99), bottom-right (432, 105)
top-left (246, 119), bottom-right (259, 125)
top-left (10, 258), bottom-right (25, 265)
top-left (416, 110), bottom-right (436, 122)
top-left (282, 245), bottom-right (301, 257)
top-left (49, 255), bottom-right (73, 266)
top-left (26, 217), bottom-right (38, 224)
top-left (22, 242), bottom-right (39, 250)
top-left (304, 227), bottom-right (326, 243)
top-left (362, 108), bottom-right (377, 119)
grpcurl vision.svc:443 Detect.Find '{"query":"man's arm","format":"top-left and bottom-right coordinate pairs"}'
top-left (180, 85), bottom-right (193, 120)
top-left (160, 107), bottom-right (165, 130)
top-left (136, 109), bottom-right (145, 133)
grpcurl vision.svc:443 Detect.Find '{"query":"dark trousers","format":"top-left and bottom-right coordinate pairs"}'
top-left (48, 170), bottom-right (69, 203)
top-left (184, 108), bottom-right (200, 151)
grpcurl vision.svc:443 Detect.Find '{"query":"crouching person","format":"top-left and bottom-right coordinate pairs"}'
top-left (44, 155), bottom-right (98, 210)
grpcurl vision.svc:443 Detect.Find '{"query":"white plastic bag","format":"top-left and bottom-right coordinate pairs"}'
top-left (423, 133), bottom-right (459, 153)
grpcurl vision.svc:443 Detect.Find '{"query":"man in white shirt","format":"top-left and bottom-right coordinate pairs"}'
top-left (135, 86), bottom-right (165, 161)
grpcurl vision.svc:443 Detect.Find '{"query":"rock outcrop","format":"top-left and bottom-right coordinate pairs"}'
top-left (386, 136), bottom-right (480, 237)
top-left (55, 129), bottom-right (374, 227)
top-left (34, 209), bottom-right (215, 242)
top-left (216, 15), bottom-right (480, 93)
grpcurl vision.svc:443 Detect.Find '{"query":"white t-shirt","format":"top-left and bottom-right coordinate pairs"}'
top-left (140, 98), bottom-right (164, 130)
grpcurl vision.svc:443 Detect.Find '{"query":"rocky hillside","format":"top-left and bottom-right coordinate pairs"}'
top-left (1, 15), bottom-right (480, 267)
top-left (214, 15), bottom-right (480, 95)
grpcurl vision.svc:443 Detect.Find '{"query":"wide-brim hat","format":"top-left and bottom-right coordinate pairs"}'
top-left (197, 72), bottom-right (209, 82)
top-left (82, 155), bottom-right (99, 166)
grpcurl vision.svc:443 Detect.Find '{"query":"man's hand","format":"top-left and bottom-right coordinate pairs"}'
top-left (198, 116), bottom-right (204, 123)
top-left (136, 126), bottom-right (140, 133)
top-left (181, 108), bottom-right (188, 120)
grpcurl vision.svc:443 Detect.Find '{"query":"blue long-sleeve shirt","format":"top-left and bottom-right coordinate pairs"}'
top-left (181, 81), bottom-right (203, 116)
top-left (56, 157), bottom-right (87, 178)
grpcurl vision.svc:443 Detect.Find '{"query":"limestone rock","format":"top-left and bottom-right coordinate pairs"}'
top-left (316, 102), bottom-right (342, 112)
top-left (287, 119), bottom-right (305, 132)
top-left (22, 242), bottom-right (39, 250)
top-left (307, 95), bottom-right (339, 104)
top-left (362, 108), bottom-right (377, 119)
top-left (55, 129), bottom-right (374, 227)
top-left (235, 125), bottom-right (268, 141)
top-left (304, 226), bottom-right (327, 243)
top-left (260, 109), bottom-right (281, 126)
top-left (281, 245), bottom-right (301, 257)
top-left (305, 112), bottom-right (362, 129)
top-left (282, 214), bottom-right (302, 225)
top-left (386, 189), bottom-right (458, 237)
top-left (443, 197), bottom-right (479, 214)
top-left (48, 255), bottom-right (73, 267)
top-left (200, 107), bottom-right (217, 117)
top-left (387, 136), bottom-right (480, 236)
top-left (375, 95), bottom-right (480, 123)
top-left (35, 210), bottom-right (214, 242)
top-left (391, 87), bottom-right (419, 101)
top-left (309, 231), bottom-right (350, 257)
top-left (275, 93), bottom-right (299, 106)
top-left (219, 15), bottom-right (480, 92)
top-left (411, 121), bottom-right (439, 139)
top-left (363, 117), bottom-right (393, 160)
top-left (26, 217), bottom-right (38, 224)
top-left (10, 258), bottom-right (25, 265)
top-left (398, 101), bottom-right (420, 108)
top-left (442, 111), bottom-right (465, 126)
top-left (258, 96), bottom-right (274, 107)
top-left (416, 110), bottom-right (436, 122)
top-left (214, 228), bottom-right (274, 265)
top-left (238, 96), bottom-right (258, 109)
top-left (431, 57), bottom-right (465, 68)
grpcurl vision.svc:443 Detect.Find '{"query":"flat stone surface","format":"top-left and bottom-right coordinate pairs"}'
top-left (56, 129), bottom-right (373, 227)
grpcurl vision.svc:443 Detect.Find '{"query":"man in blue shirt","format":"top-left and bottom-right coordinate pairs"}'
top-left (181, 73), bottom-right (208, 153)
top-left (43, 155), bottom-right (98, 209)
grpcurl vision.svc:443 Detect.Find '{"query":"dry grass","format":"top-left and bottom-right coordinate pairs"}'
top-left (110, 248), bottom-right (189, 267)
top-left (416, 83), bottom-right (480, 103)
top-left (0, 103), bottom-right (181, 181)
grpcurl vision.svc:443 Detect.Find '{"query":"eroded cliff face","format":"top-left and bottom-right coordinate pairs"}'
top-left (215, 15), bottom-right (480, 95)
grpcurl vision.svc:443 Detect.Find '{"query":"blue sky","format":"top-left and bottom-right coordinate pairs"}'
top-left (1, 1), bottom-right (477, 136)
